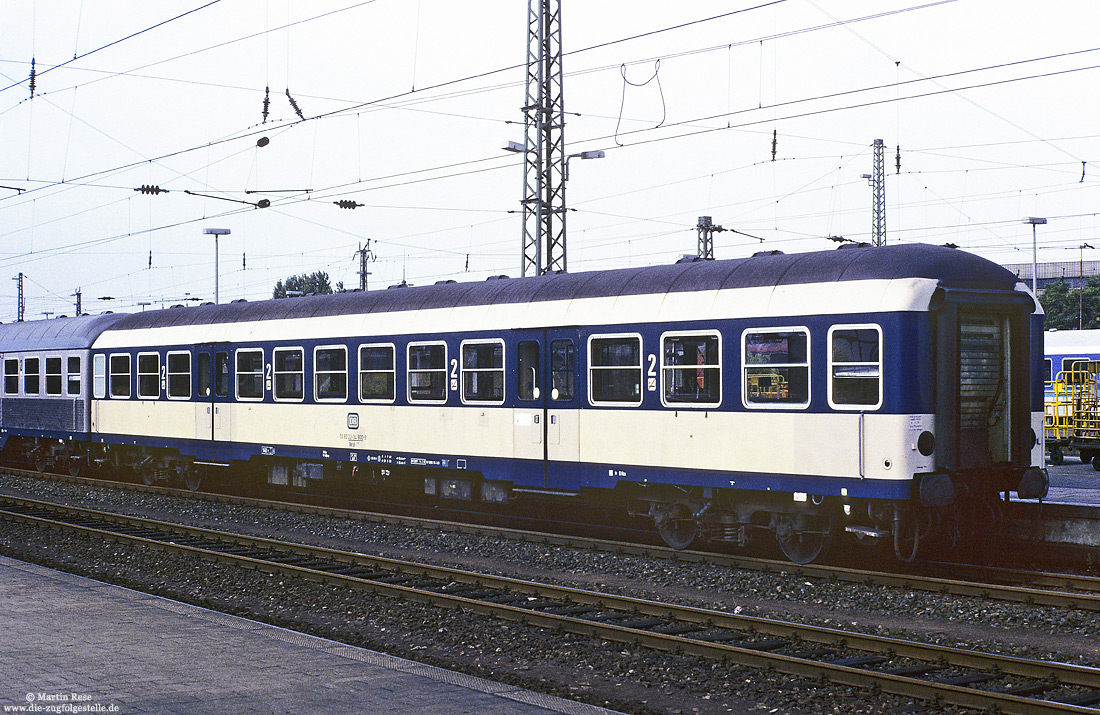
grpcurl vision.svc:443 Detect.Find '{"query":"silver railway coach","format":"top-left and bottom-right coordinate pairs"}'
top-left (0, 312), bottom-right (128, 474)
top-left (0, 244), bottom-right (1048, 563)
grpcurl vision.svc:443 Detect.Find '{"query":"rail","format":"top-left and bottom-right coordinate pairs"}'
top-left (2, 494), bottom-right (1099, 714)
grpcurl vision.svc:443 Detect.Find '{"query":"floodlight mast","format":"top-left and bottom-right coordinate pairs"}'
top-left (202, 228), bottom-right (232, 304)
top-left (1022, 217), bottom-right (1046, 296)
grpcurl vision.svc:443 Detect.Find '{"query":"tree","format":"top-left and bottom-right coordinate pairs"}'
top-left (1039, 277), bottom-right (1100, 330)
top-left (272, 271), bottom-right (343, 299)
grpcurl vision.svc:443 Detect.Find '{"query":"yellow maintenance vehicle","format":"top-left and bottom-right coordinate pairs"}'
top-left (1045, 360), bottom-right (1100, 468)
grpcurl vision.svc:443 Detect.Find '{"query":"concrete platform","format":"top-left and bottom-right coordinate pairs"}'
top-left (0, 556), bottom-right (620, 715)
top-left (1044, 461), bottom-right (1100, 506)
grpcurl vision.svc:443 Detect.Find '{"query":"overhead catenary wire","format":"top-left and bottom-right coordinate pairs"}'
top-left (2, 1), bottom-right (1097, 317)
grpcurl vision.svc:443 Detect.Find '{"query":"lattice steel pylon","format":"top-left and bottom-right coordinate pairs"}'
top-left (871, 138), bottom-right (886, 246)
top-left (520, 0), bottom-right (567, 276)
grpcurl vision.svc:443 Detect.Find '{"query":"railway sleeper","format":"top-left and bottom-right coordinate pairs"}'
top-left (934, 673), bottom-right (998, 687)
top-left (1062, 691), bottom-right (1100, 707)
top-left (826, 655), bottom-right (891, 668)
top-left (740, 639), bottom-right (790, 652)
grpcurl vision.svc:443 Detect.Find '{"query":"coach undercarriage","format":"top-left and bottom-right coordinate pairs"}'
top-left (627, 468), bottom-right (1044, 563)
top-left (9, 430), bottom-right (1046, 566)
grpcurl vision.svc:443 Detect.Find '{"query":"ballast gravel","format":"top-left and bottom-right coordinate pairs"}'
top-left (1, 473), bottom-right (1097, 715)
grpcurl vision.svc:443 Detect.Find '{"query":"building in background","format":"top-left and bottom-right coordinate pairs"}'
top-left (1003, 260), bottom-right (1100, 294)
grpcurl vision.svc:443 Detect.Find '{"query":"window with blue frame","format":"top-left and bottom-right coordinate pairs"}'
top-left (828, 325), bottom-right (882, 409)
top-left (315, 346), bottom-right (348, 401)
top-left (359, 344), bottom-right (395, 402)
top-left (461, 340), bottom-right (504, 403)
top-left (137, 353), bottom-right (160, 398)
top-left (662, 332), bottom-right (720, 406)
top-left (109, 354), bottom-right (130, 398)
top-left (589, 335), bottom-right (642, 405)
top-left (743, 329), bottom-right (809, 407)
top-left (273, 348), bottom-right (304, 401)
top-left (408, 343), bottom-right (447, 403)
top-left (167, 352), bottom-right (191, 399)
top-left (236, 349), bottom-right (264, 400)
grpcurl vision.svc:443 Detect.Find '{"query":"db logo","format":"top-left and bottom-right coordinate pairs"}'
top-left (347, 413), bottom-right (360, 429)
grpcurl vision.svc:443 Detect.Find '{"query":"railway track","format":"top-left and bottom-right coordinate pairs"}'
top-left (2, 492), bottom-right (1099, 715)
top-left (4, 467), bottom-right (1100, 612)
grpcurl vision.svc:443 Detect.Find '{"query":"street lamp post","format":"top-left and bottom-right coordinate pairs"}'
top-left (1022, 217), bottom-right (1047, 296)
top-left (1079, 242), bottom-right (1095, 329)
top-left (202, 228), bottom-right (232, 304)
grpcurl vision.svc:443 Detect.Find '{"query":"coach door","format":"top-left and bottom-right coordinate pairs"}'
top-left (196, 344), bottom-right (233, 462)
top-left (512, 329), bottom-right (581, 489)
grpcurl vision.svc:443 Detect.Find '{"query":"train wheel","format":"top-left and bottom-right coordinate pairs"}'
top-left (66, 449), bottom-right (85, 478)
top-left (1081, 450), bottom-right (1096, 465)
top-left (775, 513), bottom-right (831, 564)
top-left (33, 452), bottom-right (47, 473)
top-left (892, 508), bottom-right (920, 562)
top-left (657, 518), bottom-right (697, 550)
top-left (140, 469), bottom-right (156, 487)
top-left (653, 503), bottom-right (698, 550)
top-left (184, 468), bottom-right (202, 492)
top-left (1048, 447), bottom-right (1063, 465)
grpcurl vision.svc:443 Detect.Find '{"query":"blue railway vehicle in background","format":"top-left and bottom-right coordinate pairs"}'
top-left (1044, 329), bottom-right (1100, 384)
top-left (0, 244), bottom-right (1048, 563)
top-left (1042, 329), bottom-right (1100, 465)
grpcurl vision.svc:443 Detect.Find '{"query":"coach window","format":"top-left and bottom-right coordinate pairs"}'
top-left (109, 354), bottom-right (130, 398)
top-left (661, 332), bottom-right (721, 407)
top-left (166, 352), bottom-right (191, 400)
top-left (315, 346), bottom-right (348, 402)
top-left (67, 357), bottom-right (81, 396)
top-left (44, 357), bottom-right (63, 396)
top-left (93, 355), bottom-right (106, 399)
top-left (23, 357), bottom-right (40, 395)
top-left (828, 325), bottom-right (882, 409)
top-left (517, 341), bottom-right (539, 401)
top-left (4, 359), bottom-right (19, 395)
top-left (589, 335), bottom-right (642, 406)
top-left (550, 340), bottom-right (574, 401)
top-left (359, 344), bottom-right (395, 402)
top-left (1063, 357), bottom-right (1089, 375)
top-left (461, 340), bottom-right (504, 404)
top-left (236, 349), bottom-right (264, 400)
top-left (1043, 358), bottom-right (1053, 383)
top-left (273, 348), bottom-right (304, 401)
top-left (408, 342), bottom-right (447, 403)
top-left (742, 328), bottom-right (809, 408)
top-left (137, 352), bottom-right (160, 399)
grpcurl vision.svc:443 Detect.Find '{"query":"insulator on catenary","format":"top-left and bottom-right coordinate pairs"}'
top-left (335, 200), bottom-right (364, 209)
top-left (286, 88), bottom-right (304, 120)
top-left (28, 57), bottom-right (36, 98)
top-left (134, 185), bottom-right (168, 195)
top-left (262, 86), bottom-right (271, 124)
top-left (896, 145), bottom-right (901, 175)
top-left (771, 129), bottom-right (777, 162)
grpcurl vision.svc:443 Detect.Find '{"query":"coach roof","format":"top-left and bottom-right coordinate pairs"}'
top-left (103, 243), bottom-right (1022, 331)
top-left (0, 312), bottom-right (129, 352)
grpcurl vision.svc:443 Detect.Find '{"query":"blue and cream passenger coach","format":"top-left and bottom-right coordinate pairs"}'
top-left (0, 243), bottom-right (1047, 563)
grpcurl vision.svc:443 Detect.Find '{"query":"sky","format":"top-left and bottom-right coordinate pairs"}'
top-left (1, 0), bottom-right (1098, 321)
